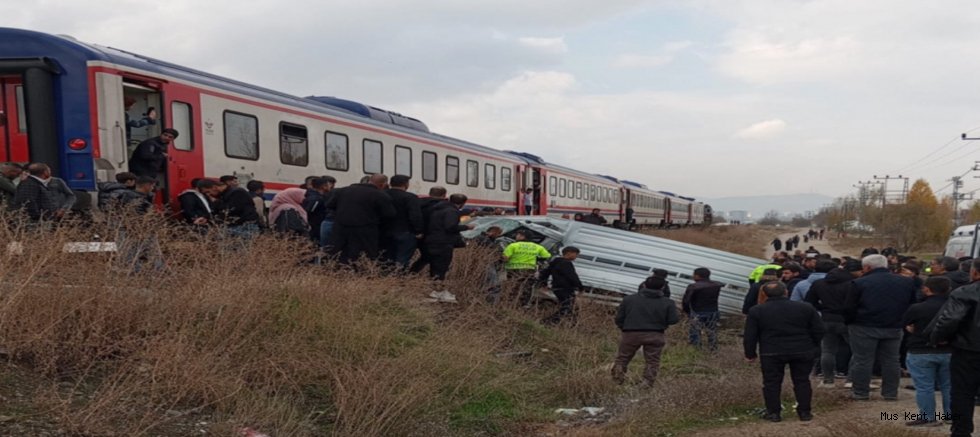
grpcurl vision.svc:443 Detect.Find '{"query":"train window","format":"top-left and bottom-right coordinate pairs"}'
top-left (15, 86), bottom-right (26, 133)
top-left (223, 110), bottom-right (259, 160)
top-left (559, 178), bottom-right (566, 197)
top-left (363, 139), bottom-right (383, 174)
top-left (566, 179), bottom-right (572, 198)
top-left (549, 176), bottom-right (557, 196)
top-left (485, 164), bottom-right (496, 189)
top-left (576, 182), bottom-right (582, 199)
top-left (422, 151), bottom-right (437, 182)
top-left (325, 131), bottom-right (349, 171)
top-left (171, 101), bottom-right (193, 151)
top-left (501, 167), bottom-right (512, 191)
top-left (446, 156), bottom-right (460, 185)
top-left (466, 160), bottom-right (479, 187)
top-left (279, 122), bottom-right (309, 166)
top-left (395, 145), bottom-right (412, 177)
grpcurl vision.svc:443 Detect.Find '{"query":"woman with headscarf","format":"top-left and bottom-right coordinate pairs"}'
top-left (268, 188), bottom-right (309, 238)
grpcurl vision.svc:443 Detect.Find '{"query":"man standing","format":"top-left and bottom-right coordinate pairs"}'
top-left (580, 208), bottom-right (608, 226)
top-left (638, 268), bottom-right (672, 298)
top-left (10, 163), bottom-right (58, 221)
top-left (744, 282), bottom-right (825, 422)
top-left (421, 193), bottom-right (471, 302)
top-left (383, 175), bottom-right (424, 270)
top-left (503, 231), bottom-right (552, 305)
top-left (539, 246), bottom-right (583, 325)
top-left (903, 277), bottom-right (952, 427)
top-left (325, 174), bottom-right (396, 264)
top-left (805, 263), bottom-right (860, 388)
top-left (791, 259), bottom-right (835, 302)
top-left (613, 276), bottom-right (680, 386)
top-left (682, 267), bottom-right (724, 351)
top-left (0, 162), bottom-right (23, 207)
top-left (771, 237), bottom-right (782, 252)
top-left (523, 188), bottom-right (534, 215)
top-left (129, 128), bottom-right (177, 179)
top-left (930, 259), bottom-right (980, 436)
top-left (844, 254), bottom-right (917, 401)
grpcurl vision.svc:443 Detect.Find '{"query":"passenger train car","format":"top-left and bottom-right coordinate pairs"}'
top-left (0, 28), bottom-right (709, 227)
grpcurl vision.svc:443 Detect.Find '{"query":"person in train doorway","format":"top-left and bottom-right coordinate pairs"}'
top-left (10, 163), bottom-right (60, 224)
top-left (325, 174), bottom-right (396, 265)
top-left (215, 175), bottom-right (261, 239)
top-left (382, 174), bottom-right (424, 271)
top-left (502, 231), bottom-right (552, 307)
top-left (123, 96), bottom-right (157, 142)
top-left (129, 128), bottom-right (177, 183)
top-left (581, 208), bottom-right (608, 226)
top-left (682, 267), bottom-right (724, 351)
top-left (522, 188), bottom-right (535, 215)
top-left (743, 281), bottom-right (825, 423)
top-left (539, 246), bottom-right (584, 325)
top-left (421, 193), bottom-right (472, 303)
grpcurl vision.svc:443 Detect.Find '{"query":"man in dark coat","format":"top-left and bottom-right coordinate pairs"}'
top-left (744, 281), bottom-right (825, 422)
top-left (805, 265), bottom-right (859, 387)
top-left (9, 163), bottom-right (58, 221)
top-left (382, 174), bottom-right (424, 270)
top-left (580, 208), bottom-right (608, 226)
top-left (638, 268), bottom-right (672, 298)
top-left (539, 246), bottom-right (584, 324)
top-left (420, 193), bottom-right (471, 302)
top-left (0, 162), bottom-right (23, 208)
top-left (97, 172), bottom-right (137, 211)
top-left (930, 260), bottom-right (980, 436)
top-left (215, 175), bottom-right (261, 237)
top-left (129, 128), bottom-right (177, 178)
top-left (325, 174), bottom-right (397, 264)
top-left (844, 254), bottom-right (917, 401)
top-left (178, 179), bottom-right (217, 227)
top-left (931, 256), bottom-right (971, 291)
top-left (410, 186), bottom-right (449, 275)
top-left (771, 238), bottom-right (782, 252)
top-left (303, 177), bottom-right (333, 242)
top-left (613, 276), bottom-right (680, 386)
top-left (682, 267), bottom-right (724, 351)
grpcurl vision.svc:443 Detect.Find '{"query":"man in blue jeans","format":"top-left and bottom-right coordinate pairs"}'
top-left (682, 267), bottom-right (724, 351)
top-left (843, 254), bottom-right (917, 401)
top-left (902, 276), bottom-right (952, 427)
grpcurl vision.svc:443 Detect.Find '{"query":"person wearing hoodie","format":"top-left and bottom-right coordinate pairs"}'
top-left (420, 193), bottom-right (472, 302)
top-left (97, 172), bottom-right (137, 211)
top-left (744, 281), bottom-right (825, 423)
top-left (791, 259), bottom-right (836, 302)
top-left (269, 188), bottom-right (310, 239)
top-left (805, 263), bottom-right (861, 387)
top-left (613, 276), bottom-right (680, 386)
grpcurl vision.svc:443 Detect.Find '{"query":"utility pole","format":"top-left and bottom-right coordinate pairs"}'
top-left (873, 174), bottom-right (910, 206)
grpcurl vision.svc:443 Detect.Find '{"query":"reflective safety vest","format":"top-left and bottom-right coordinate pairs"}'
top-left (503, 241), bottom-right (551, 270)
top-left (749, 264), bottom-right (783, 283)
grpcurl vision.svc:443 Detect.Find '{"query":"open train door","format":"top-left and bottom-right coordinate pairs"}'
top-left (0, 76), bottom-right (29, 163)
top-left (162, 82), bottom-right (203, 211)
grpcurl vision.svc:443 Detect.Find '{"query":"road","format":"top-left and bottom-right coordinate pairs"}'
top-left (763, 229), bottom-right (847, 261)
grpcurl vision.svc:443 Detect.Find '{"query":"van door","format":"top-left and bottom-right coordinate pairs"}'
top-left (0, 76), bottom-right (29, 163)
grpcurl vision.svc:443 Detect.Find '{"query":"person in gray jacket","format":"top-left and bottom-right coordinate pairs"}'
top-left (613, 277), bottom-right (680, 386)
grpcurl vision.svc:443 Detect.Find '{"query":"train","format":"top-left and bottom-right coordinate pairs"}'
top-left (0, 28), bottom-right (712, 228)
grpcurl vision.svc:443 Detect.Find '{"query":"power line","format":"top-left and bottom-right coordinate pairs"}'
top-left (895, 125), bottom-right (980, 173)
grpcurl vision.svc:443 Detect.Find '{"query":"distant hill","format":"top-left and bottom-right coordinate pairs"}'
top-left (701, 193), bottom-right (836, 220)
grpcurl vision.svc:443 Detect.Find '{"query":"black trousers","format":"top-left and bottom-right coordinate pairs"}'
top-left (544, 288), bottom-right (575, 324)
top-left (761, 352), bottom-right (814, 415)
top-left (329, 223), bottom-right (380, 264)
top-left (427, 245), bottom-right (454, 281)
top-left (951, 348), bottom-right (980, 436)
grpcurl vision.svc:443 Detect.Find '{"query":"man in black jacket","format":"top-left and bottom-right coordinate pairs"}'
top-left (215, 176), bottom-right (261, 238)
top-left (744, 281), bottom-right (825, 422)
top-left (931, 256), bottom-right (971, 291)
top-left (805, 266), bottom-right (858, 387)
top-left (930, 259), bottom-right (980, 436)
top-left (902, 276), bottom-right (952, 427)
top-left (303, 177), bottom-right (333, 242)
top-left (382, 175), bottom-right (424, 270)
top-left (325, 174), bottom-right (397, 264)
top-left (844, 254), bottom-right (917, 401)
top-left (613, 276), bottom-right (680, 386)
top-left (410, 187), bottom-right (449, 275)
top-left (129, 128), bottom-right (176, 179)
top-left (580, 208), bottom-right (608, 226)
top-left (9, 163), bottom-right (58, 222)
top-left (638, 268), bottom-right (672, 298)
top-left (682, 267), bottom-right (724, 351)
top-left (97, 172), bottom-right (137, 211)
top-left (421, 193), bottom-right (471, 302)
top-left (539, 246), bottom-right (583, 325)
top-left (178, 179), bottom-right (217, 227)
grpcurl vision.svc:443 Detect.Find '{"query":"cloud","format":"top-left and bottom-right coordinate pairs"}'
top-left (734, 119), bottom-right (787, 140)
top-left (517, 37), bottom-right (568, 54)
top-left (612, 54), bottom-right (673, 69)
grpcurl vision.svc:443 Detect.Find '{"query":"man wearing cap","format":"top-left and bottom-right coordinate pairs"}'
top-left (805, 260), bottom-right (863, 388)
top-left (130, 128), bottom-right (178, 180)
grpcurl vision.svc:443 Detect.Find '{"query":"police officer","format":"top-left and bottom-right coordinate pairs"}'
top-left (502, 230), bottom-right (551, 306)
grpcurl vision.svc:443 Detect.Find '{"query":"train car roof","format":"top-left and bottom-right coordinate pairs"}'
top-left (0, 28), bottom-right (524, 164)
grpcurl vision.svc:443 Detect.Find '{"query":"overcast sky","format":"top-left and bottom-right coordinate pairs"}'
top-left (5, 0), bottom-right (980, 199)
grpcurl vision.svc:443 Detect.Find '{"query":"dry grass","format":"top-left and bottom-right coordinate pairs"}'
top-left (644, 225), bottom-right (778, 259)
top-left (0, 214), bottom-right (858, 436)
